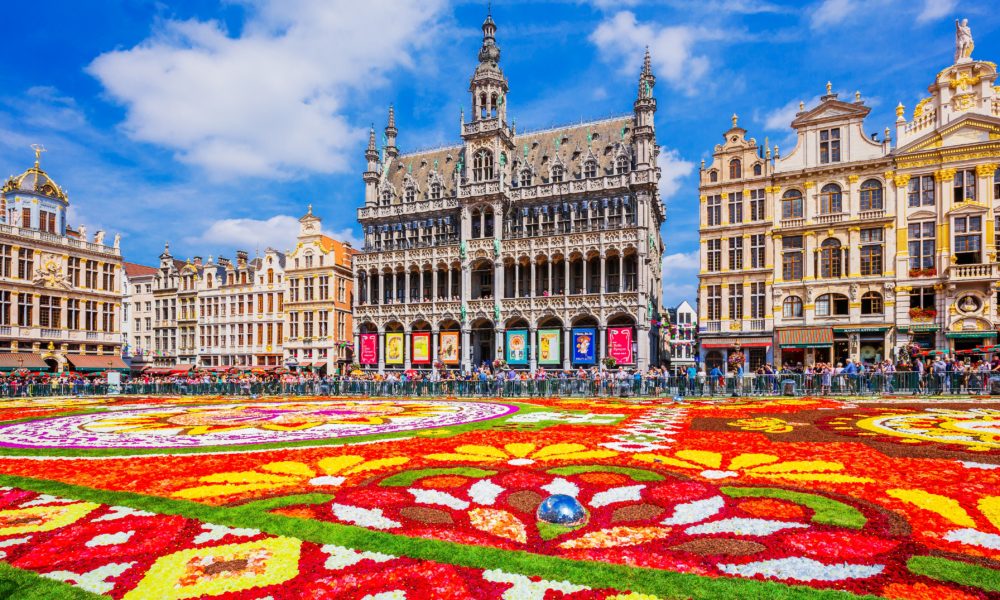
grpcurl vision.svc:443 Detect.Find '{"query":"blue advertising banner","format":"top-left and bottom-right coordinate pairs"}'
top-left (572, 328), bottom-right (596, 364)
top-left (505, 330), bottom-right (529, 365)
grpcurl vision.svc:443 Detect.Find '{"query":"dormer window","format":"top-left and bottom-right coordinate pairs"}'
top-left (520, 168), bottom-right (532, 186)
top-left (819, 128), bottom-right (841, 164)
top-left (753, 163), bottom-right (762, 176)
top-left (430, 182), bottom-right (441, 200)
top-left (729, 159), bottom-right (741, 179)
top-left (615, 155), bottom-right (629, 175)
top-left (380, 189), bottom-right (391, 206)
top-left (584, 160), bottom-right (598, 179)
top-left (551, 165), bottom-right (564, 183)
top-left (405, 186), bottom-right (416, 203)
top-left (473, 149), bottom-right (494, 182)
top-left (709, 170), bottom-right (718, 183)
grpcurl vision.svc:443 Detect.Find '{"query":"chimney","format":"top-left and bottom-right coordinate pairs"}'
top-left (193, 256), bottom-right (203, 266)
top-left (236, 250), bottom-right (249, 264)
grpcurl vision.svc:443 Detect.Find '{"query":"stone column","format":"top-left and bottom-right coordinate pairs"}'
top-left (404, 270), bottom-right (410, 303)
top-left (530, 261), bottom-right (536, 297)
top-left (353, 332), bottom-right (360, 365)
top-left (529, 326), bottom-right (537, 371)
top-left (404, 328), bottom-right (412, 370)
top-left (461, 327), bottom-right (471, 372)
top-left (378, 330), bottom-right (385, 374)
top-left (547, 261), bottom-right (553, 294)
top-left (619, 256), bottom-right (625, 292)
top-left (562, 326), bottom-right (571, 370)
top-left (637, 325), bottom-right (650, 369)
top-left (598, 325), bottom-right (607, 366)
top-left (431, 327), bottom-right (439, 371)
top-left (515, 263), bottom-right (521, 298)
top-left (494, 261), bottom-right (503, 301)
top-left (600, 255), bottom-right (607, 294)
top-left (564, 260), bottom-right (571, 295)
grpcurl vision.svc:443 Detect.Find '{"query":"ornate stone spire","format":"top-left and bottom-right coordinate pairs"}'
top-left (365, 126), bottom-right (378, 162)
top-left (384, 105), bottom-right (398, 160)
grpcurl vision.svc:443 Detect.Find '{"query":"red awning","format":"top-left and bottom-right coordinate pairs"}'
top-left (777, 327), bottom-right (834, 348)
top-left (0, 353), bottom-right (49, 370)
top-left (65, 355), bottom-right (129, 371)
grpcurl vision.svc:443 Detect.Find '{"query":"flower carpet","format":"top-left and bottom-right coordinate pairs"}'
top-left (0, 395), bottom-right (997, 599)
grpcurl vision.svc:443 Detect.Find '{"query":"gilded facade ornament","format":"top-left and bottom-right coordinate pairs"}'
top-left (934, 167), bottom-right (957, 182)
top-left (847, 175), bottom-right (859, 183)
top-left (803, 181), bottom-right (815, 189)
top-left (975, 163), bottom-right (998, 177)
top-left (893, 174), bottom-right (911, 187)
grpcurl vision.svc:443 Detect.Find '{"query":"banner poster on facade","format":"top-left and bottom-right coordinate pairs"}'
top-left (572, 328), bottom-right (596, 364)
top-left (439, 331), bottom-right (460, 365)
top-left (538, 329), bottom-right (561, 365)
top-left (411, 331), bottom-right (431, 365)
top-left (608, 326), bottom-right (634, 364)
top-left (505, 330), bottom-right (529, 365)
top-left (385, 332), bottom-right (404, 365)
top-left (359, 333), bottom-right (378, 365)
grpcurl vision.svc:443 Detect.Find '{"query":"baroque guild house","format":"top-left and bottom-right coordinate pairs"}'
top-left (698, 21), bottom-right (1000, 369)
top-left (353, 13), bottom-right (665, 372)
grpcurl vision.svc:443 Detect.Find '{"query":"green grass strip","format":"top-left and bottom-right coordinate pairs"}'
top-left (379, 467), bottom-right (497, 487)
top-left (907, 555), bottom-right (1000, 593)
top-left (0, 474), bottom-right (879, 600)
top-left (546, 465), bottom-right (665, 482)
top-left (0, 561), bottom-right (106, 600)
top-left (721, 486), bottom-right (866, 530)
top-left (233, 493), bottom-right (333, 514)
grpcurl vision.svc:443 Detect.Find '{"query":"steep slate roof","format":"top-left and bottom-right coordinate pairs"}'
top-left (382, 115), bottom-right (634, 201)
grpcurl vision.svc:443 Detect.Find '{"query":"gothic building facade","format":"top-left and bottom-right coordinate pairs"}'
top-left (698, 24), bottom-right (1000, 369)
top-left (353, 14), bottom-right (665, 372)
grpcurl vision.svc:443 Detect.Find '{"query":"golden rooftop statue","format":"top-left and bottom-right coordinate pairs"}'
top-left (31, 143), bottom-right (46, 168)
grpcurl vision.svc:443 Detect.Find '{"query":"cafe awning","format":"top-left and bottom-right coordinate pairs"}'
top-left (945, 331), bottom-right (999, 339)
top-left (65, 355), bottom-right (129, 371)
top-left (700, 337), bottom-right (772, 349)
top-left (0, 353), bottom-right (48, 371)
top-left (777, 327), bottom-right (834, 348)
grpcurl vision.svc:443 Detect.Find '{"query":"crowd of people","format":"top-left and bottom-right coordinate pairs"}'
top-left (2, 355), bottom-right (999, 398)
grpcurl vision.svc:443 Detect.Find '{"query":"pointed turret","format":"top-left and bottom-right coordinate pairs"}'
top-left (633, 47), bottom-right (657, 169)
top-left (468, 8), bottom-right (508, 124)
top-left (363, 126), bottom-right (380, 207)
top-left (384, 105), bottom-right (398, 160)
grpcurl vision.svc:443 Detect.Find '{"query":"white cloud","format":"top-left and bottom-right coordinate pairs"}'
top-left (589, 11), bottom-right (719, 94)
top-left (661, 251), bottom-right (699, 306)
top-left (916, 0), bottom-right (957, 23)
top-left (88, 0), bottom-right (447, 180)
top-left (185, 214), bottom-right (360, 255)
top-left (657, 149), bottom-right (695, 199)
top-left (810, 0), bottom-right (855, 28)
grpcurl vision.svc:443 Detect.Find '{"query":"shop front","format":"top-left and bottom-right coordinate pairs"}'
top-left (833, 326), bottom-right (892, 365)
top-left (946, 330), bottom-right (998, 362)
top-left (776, 327), bottom-right (834, 368)
top-left (699, 337), bottom-right (773, 371)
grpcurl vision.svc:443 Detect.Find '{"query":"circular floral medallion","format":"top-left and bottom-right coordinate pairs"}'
top-left (826, 408), bottom-right (1000, 452)
top-left (0, 400), bottom-right (517, 449)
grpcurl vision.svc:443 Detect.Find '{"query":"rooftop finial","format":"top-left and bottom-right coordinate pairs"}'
top-left (30, 144), bottom-right (45, 169)
top-left (855, 90), bottom-right (861, 102)
top-left (799, 100), bottom-right (805, 111)
top-left (387, 104), bottom-right (396, 129)
top-left (826, 81), bottom-right (832, 95)
top-left (731, 113), bottom-right (738, 128)
top-left (307, 203), bottom-right (313, 215)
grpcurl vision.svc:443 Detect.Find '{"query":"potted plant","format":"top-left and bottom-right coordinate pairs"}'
top-left (909, 307), bottom-right (938, 321)
top-left (602, 356), bottom-right (618, 370)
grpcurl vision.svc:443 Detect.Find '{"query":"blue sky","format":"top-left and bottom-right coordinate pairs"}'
top-left (2, 0), bottom-right (998, 306)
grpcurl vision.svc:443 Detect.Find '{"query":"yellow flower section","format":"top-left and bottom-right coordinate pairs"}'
top-left (632, 450), bottom-right (875, 483)
top-left (0, 502), bottom-right (99, 536)
top-left (426, 443), bottom-right (617, 463)
top-left (173, 455), bottom-right (410, 499)
top-left (887, 489), bottom-right (977, 528)
top-left (123, 537), bottom-right (301, 600)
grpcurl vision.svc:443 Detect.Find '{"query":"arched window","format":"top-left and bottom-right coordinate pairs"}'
top-left (473, 149), bottom-right (494, 182)
top-left (430, 182), bottom-right (441, 200)
top-left (781, 189), bottom-right (803, 219)
top-left (206, 274), bottom-right (213, 288)
top-left (753, 163), bottom-right (762, 176)
top-left (404, 186), bottom-right (416, 203)
top-left (709, 170), bottom-right (718, 183)
top-left (861, 291), bottom-right (883, 315)
top-left (820, 238), bottom-right (842, 278)
top-left (860, 179), bottom-right (883, 211)
top-left (729, 158), bottom-right (741, 179)
top-left (816, 293), bottom-right (849, 316)
top-left (820, 183), bottom-right (842, 214)
top-left (551, 164), bottom-right (564, 183)
top-left (615, 155), bottom-right (629, 175)
top-left (783, 296), bottom-right (803, 318)
top-left (584, 159), bottom-right (598, 179)
top-left (471, 209), bottom-right (482, 239)
top-left (520, 168), bottom-right (532, 186)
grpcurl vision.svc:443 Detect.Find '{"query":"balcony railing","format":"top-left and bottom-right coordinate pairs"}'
top-left (748, 319), bottom-right (766, 331)
top-left (815, 213), bottom-right (845, 224)
top-left (858, 209), bottom-right (887, 220)
top-left (40, 329), bottom-right (62, 338)
top-left (779, 218), bottom-right (806, 228)
top-left (948, 263), bottom-right (998, 280)
top-left (704, 321), bottom-right (722, 332)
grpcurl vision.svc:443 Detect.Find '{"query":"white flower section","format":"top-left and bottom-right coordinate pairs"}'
top-left (507, 412), bottom-right (623, 424)
top-left (362, 592), bottom-right (407, 600)
top-left (590, 485), bottom-right (645, 508)
top-left (600, 441), bottom-right (670, 452)
top-left (959, 461), bottom-right (999, 470)
top-left (685, 518), bottom-right (808, 536)
top-left (94, 506), bottom-right (156, 521)
top-left (507, 458), bottom-right (535, 466)
top-left (943, 528), bottom-right (1000, 550)
top-left (408, 489), bottom-right (470, 510)
top-left (192, 523), bottom-right (260, 545)
top-left (699, 470), bottom-right (738, 480)
top-left (662, 496), bottom-right (725, 525)
top-left (541, 478), bottom-right (580, 498)
top-left (21, 494), bottom-right (75, 508)
top-left (85, 531), bottom-right (135, 547)
top-left (717, 557), bottom-right (884, 581)
top-left (331, 504), bottom-right (401, 530)
top-left (483, 569), bottom-right (588, 600)
top-left (468, 480), bottom-right (504, 506)
top-left (309, 476), bottom-right (346, 487)
top-left (43, 562), bottom-right (135, 595)
top-left (322, 544), bottom-right (395, 570)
